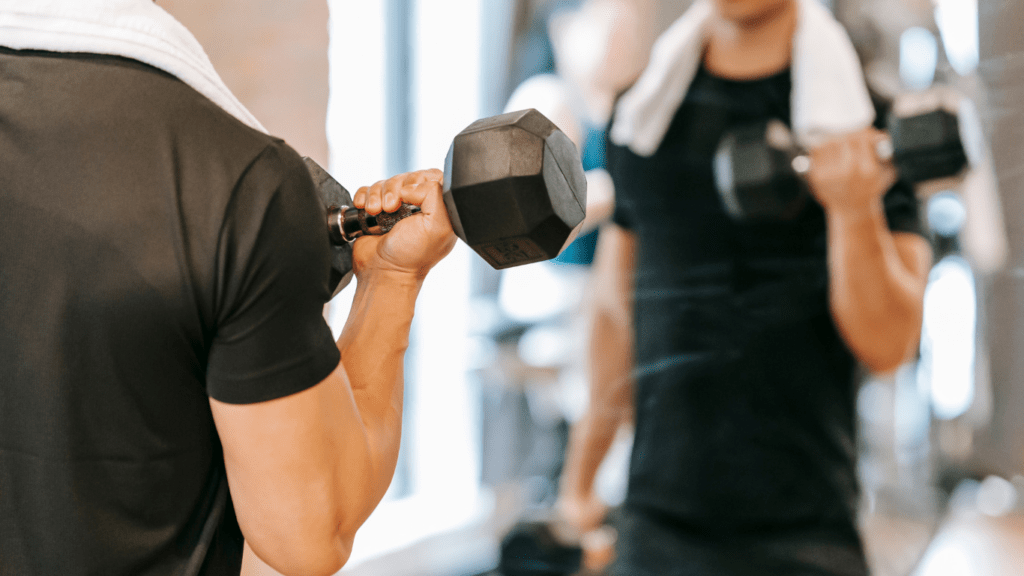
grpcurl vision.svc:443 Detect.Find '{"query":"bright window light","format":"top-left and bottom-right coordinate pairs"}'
top-left (499, 262), bottom-right (586, 323)
top-left (327, 0), bottom-right (486, 569)
top-left (406, 0), bottom-right (482, 521)
top-left (976, 475), bottom-right (1018, 517)
top-left (326, 3), bottom-right (387, 192)
top-left (915, 543), bottom-right (976, 576)
top-left (918, 256), bottom-right (976, 420)
top-left (927, 191), bottom-right (967, 237)
top-left (934, 0), bottom-right (980, 76)
top-left (899, 27), bottom-right (938, 90)
top-left (325, 2), bottom-right (388, 333)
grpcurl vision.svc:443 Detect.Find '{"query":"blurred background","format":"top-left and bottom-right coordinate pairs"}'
top-left (159, 1), bottom-right (1022, 574)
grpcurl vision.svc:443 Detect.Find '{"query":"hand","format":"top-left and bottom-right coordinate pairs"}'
top-left (556, 490), bottom-right (608, 535)
top-left (351, 169), bottom-right (457, 279)
top-left (556, 491), bottom-right (614, 571)
top-left (806, 127), bottom-right (897, 216)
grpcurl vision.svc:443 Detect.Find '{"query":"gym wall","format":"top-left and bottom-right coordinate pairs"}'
top-left (976, 0), bottom-right (1024, 478)
top-left (157, 0), bottom-right (330, 168)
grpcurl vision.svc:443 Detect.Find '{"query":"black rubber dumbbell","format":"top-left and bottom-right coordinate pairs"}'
top-left (305, 108), bottom-right (588, 297)
top-left (500, 520), bottom-right (584, 576)
top-left (713, 108), bottom-right (968, 222)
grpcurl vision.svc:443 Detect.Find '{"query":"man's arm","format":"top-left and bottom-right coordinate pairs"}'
top-left (808, 129), bottom-right (933, 374)
top-left (212, 170), bottom-right (455, 576)
top-left (557, 224), bottom-right (637, 533)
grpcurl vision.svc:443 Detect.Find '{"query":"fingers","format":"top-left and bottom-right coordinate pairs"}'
top-left (857, 129), bottom-right (898, 188)
top-left (416, 168), bottom-right (444, 184)
top-left (383, 178), bottom-right (403, 212)
top-left (806, 127), bottom-right (897, 211)
top-left (810, 129), bottom-right (889, 178)
top-left (852, 130), bottom-right (876, 175)
top-left (353, 169), bottom-right (444, 215)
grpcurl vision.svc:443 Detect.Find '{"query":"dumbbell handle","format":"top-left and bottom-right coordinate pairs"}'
top-left (791, 138), bottom-right (895, 176)
top-left (327, 203), bottom-right (422, 244)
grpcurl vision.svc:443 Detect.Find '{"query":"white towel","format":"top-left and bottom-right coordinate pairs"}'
top-left (609, 0), bottom-right (874, 156)
top-left (0, 0), bottom-right (266, 133)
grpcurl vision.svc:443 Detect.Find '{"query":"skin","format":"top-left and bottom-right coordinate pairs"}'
top-left (557, 225), bottom-right (636, 536)
top-left (211, 169), bottom-right (456, 576)
top-left (160, 0), bottom-right (456, 572)
top-left (557, 0), bottom-right (932, 539)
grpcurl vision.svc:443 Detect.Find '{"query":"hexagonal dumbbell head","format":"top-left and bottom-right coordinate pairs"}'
top-left (887, 108), bottom-right (968, 183)
top-left (443, 109), bottom-right (587, 269)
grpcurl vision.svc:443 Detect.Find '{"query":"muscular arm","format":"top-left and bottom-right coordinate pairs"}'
top-left (810, 129), bottom-right (933, 374)
top-left (213, 271), bottom-right (420, 575)
top-left (558, 224), bottom-right (636, 531)
top-left (826, 207), bottom-right (931, 373)
top-left (212, 171), bottom-right (454, 576)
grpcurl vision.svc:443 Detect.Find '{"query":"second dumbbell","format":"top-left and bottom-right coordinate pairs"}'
top-left (714, 108), bottom-right (968, 222)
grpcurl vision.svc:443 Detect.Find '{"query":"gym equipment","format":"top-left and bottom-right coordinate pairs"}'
top-left (305, 108), bottom-right (588, 297)
top-left (714, 108), bottom-right (968, 221)
top-left (499, 520), bottom-right (584, 576)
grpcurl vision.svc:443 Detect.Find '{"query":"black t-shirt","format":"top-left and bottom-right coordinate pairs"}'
top-left (608, 66), bottom-right (922, 544)
top-left (0, 49), bottom-right (340, 575)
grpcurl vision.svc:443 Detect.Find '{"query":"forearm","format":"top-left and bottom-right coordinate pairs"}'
top-left (562, 304), bottom-right (634, 498)
top-left (226, 270), bottom-right (423, 575)
top-left (561, 395), bottom-right (628, 499)
top-left (333, 268), bottom-right (423, 520)
top-left (826, 201), bottom-right (927, 372)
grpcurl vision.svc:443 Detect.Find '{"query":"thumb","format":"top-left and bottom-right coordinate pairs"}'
top-left (417, 178), bottom-right (449, 221)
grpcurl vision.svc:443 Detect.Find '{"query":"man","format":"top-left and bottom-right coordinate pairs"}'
top-left (556, 0), bottom-right (932, 574)
top-left (0, 2), bottom-right (454, 575)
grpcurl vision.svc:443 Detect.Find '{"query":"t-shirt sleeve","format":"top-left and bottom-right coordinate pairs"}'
top-left (882, 178), bottom-right (925, 237)
top-left (206, 141), bottom-right (340, 404)
top-left (607, 141), bottom-right (637, 230)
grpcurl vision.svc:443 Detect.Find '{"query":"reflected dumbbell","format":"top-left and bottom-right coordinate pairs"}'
top-left (499, 513), bottom-right (618, 576)
top-left (305, 108), bottom-right (588, 297)
top-left (714, 108), bottom-right (969, 222)
top-left (500, 520), bottom-right (584, 576)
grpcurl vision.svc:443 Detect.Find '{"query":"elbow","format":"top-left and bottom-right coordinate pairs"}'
top-left (246, 531), bottom-right (353, 576)
top-left (862, 349), bottom-right (911, 376)
top-left (241, 477), bottom-right (371, 576)
top-left (840, 300), bottom-right (923, 375)
top-left (858, 318), bottom-right (923, 375)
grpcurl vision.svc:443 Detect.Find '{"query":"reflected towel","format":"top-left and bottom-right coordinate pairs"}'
top-left (609, 0), bottom-right (874, 156)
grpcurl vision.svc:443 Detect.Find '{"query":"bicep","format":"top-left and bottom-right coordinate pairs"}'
top-left (893, 232), bottom-right (932, 295)
top-left (211, 363), bottom-right (364, 575)
top-left (206, 145), bottom-right (361, 574)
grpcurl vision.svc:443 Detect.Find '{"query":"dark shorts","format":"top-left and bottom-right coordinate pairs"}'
top-left (610, 506), bottom-right (870, 576)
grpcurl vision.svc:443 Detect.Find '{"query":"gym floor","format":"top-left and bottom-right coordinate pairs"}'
top-left (337, 492), bottom-right (1024, 576)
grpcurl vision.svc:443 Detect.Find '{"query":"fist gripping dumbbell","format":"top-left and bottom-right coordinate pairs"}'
top-left (714, 107), bottom-right (969, 221)
top-left (305, 109), bottom-right (588, 296)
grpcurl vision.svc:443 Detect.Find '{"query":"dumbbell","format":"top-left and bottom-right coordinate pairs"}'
top-left (304, 108), bottom-right (588, 297)
top-left (498, 506), bottom-right (619, 576)
top-left (713, 108), bottom-right (969, 221)
top-left (500, 520), bottom-right (584, 576)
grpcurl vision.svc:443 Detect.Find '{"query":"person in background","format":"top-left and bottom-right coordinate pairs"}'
top-left (556, 0), bottom-right (932, 574)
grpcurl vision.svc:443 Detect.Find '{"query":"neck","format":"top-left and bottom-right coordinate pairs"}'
top-left (704, 0), bottom-right (798, 79)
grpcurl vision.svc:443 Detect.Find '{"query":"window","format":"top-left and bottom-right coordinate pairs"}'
top-left (325, 0), bottom-right (495, 566)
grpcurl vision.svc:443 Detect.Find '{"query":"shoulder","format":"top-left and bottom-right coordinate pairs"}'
top-left (81, 54), bottom-right (284, 175)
